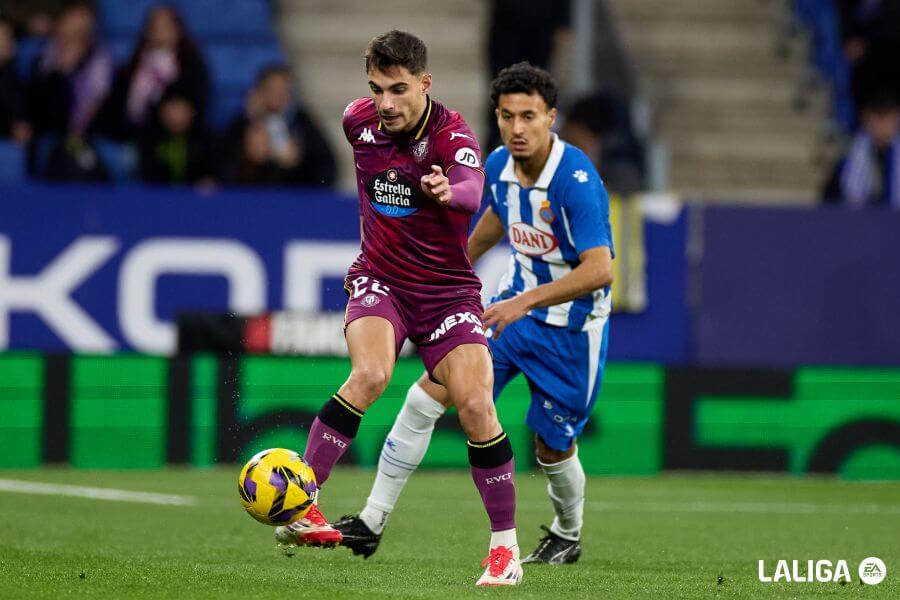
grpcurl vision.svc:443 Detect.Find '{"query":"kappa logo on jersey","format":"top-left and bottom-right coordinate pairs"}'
top-left (509, 222), bottom-right (559, 256)
top-left (428, 311), bottom-right (484, 341)
top-left (358, 127), bottom-right (376, 143)
top-left (454, 147), bottom-right (480, 168)
top-left (450, 132), bottom-right (473, 141)
top-left (573, 169), bottom-right (589, 183)
top-left (367, 169), bottom-right (423, 217)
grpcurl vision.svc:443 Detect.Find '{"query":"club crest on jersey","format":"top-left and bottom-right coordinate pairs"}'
top-left (367, 168), bottom-right (423, 217)
top-left (539, 201), bottom-right (555, 224)
top-left (509, 222), bottom-right (558, 256)
top-left (361, 293), bottom-right (380, 307)
top-left (412, 137), bottom-right (428, 162)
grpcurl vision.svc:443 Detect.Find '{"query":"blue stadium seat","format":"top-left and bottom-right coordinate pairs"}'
top-left (209, 90), bottom-right (247, 129)
top-left (107, 38), bottom-right (134, 66)
top-left (98, 0), bottom-right (274, 41)
top-left (97, 0), bottom-right (159, 37)
top-left (206, 42), bottom-right (285, 92)
top-left (94, 139), bottom-right (139, 183)
top-left (16, 37), bottom-right (46, 80)
top-left (0, 142), bottom-right (26, 184)
top-left (176, 0), bottom-right (274, 41)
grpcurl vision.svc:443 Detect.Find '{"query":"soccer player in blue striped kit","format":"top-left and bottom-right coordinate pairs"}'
top-left (335, 62), bottom-right (614, 565)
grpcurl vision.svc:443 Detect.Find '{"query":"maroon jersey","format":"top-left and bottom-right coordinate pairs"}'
top-left (342, 96), bottom-right (484, 292)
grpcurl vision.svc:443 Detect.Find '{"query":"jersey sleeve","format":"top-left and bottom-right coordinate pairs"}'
top-left (561, 160), bottom-right (615, 257)
top-left (433, 117), bottom-right (484, 177)
top-left (342, 98), bottom-right (371, 142)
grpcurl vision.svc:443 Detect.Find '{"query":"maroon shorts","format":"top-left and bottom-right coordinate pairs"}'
top-left (343, 268), bottom-right (488, 379)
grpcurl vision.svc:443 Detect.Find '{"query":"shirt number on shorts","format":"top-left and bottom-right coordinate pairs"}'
top-left (350, 276), bottom-right (390, 299)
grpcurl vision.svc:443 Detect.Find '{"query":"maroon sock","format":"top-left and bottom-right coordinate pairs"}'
top-left (469, 432), bottom-right (516, 531)
top-left (303, 394), bottom-right (363, 486)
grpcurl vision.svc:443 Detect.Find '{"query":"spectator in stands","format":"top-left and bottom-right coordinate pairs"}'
top-left (822, 92), bottom-right (900, 208)
top-left (485, 0), bottom-right (572, 149)
top-left (96, 4), bottom-right (208, 142)
top-left (224, 65), bottom-right (335, 187)
top-left (838, 0), bottom-right (900, 111)
top-left (27, 3), bottom-right (113, 180)
top-left (0, 17), bottom-right (31, 143)
top-left (560, 92), bottom-right (645, 194)
top-left (139, 85), bottom-right (214, 185)
top-left (0, 0), bottom-right (62, 37)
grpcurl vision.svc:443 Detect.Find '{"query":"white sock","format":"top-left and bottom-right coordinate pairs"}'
top-left (538, 449), bottom-right (585, 541)
top-left (359, 382), bottom-right (445, 534)
top-left (489, 528), bottom-right (519, 560)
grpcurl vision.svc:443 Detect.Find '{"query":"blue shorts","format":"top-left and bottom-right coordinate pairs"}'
top-left (489, 316), bottom-right (610, 451)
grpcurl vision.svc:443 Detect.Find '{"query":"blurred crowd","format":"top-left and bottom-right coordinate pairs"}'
top-left (0, 0), bottom-right (644, 194)
top-left (0, 1), bottom-right (336, 187)
top-left (821, 0), bottom-right (900, 207)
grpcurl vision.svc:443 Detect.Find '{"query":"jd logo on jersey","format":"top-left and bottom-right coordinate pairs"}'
top-left (509, 222), bottom-right (559, 256)
top-left (367, 168), bottom-right (423, 217)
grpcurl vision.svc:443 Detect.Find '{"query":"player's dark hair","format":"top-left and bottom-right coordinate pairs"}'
top-left (490, 61), bottom-right (558, 110)
top-left (364, 30), bottom-right (428, 75)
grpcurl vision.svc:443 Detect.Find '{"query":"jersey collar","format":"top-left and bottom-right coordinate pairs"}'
top-left (499, 133), bottom-right (565, 189)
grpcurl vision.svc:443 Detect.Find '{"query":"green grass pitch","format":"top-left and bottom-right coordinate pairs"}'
top-left (0, 468), bottom-right (898, 598)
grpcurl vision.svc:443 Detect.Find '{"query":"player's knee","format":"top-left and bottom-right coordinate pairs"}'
top-left (456, 394), bottom-right (496, 429)
top-left (347, 365), bottom-right (390, 402)
top-left (535, 435), bottom-right (576, 464)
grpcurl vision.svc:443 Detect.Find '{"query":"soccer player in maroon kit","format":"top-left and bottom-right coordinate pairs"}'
top-left (274, 31), bottom-right (523, 586)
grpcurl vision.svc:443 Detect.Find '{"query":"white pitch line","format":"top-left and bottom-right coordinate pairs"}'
top-left (580, 500), bottom-right (900, 516)
top-left (0, 478), bottom-right (197, 506)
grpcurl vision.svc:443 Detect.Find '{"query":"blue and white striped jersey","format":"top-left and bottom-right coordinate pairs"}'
top-left (485, 134), bottom-right (614, 331)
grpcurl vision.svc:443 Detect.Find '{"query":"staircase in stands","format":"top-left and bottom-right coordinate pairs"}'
top-left (608, 0), bottom-right (828, 203)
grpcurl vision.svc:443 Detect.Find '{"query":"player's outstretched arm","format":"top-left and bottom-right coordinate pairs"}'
top-left (420, 165), bottom-right (483, 213)
top-left (467, 207), bottom-right (505, 264)
top-left (484, 246), bottom-right (613, 338)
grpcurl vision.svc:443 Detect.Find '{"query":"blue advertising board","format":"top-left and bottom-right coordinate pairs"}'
top-left (0, 183), bottom-right (690, 361)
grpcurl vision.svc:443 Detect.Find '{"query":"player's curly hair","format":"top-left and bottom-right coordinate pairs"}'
top-left (365, 30), bottom-right (428, 75)
top-left (490, 62), bottom-right (558, 110)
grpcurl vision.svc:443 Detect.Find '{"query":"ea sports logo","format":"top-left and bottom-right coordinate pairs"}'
top-left (387, 169), bottom-right (398, 182)
top-left (858, 557), bottom-right (886, 585)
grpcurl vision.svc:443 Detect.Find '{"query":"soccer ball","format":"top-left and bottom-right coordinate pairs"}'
top-left (238, 448), bottom-right (318, 526)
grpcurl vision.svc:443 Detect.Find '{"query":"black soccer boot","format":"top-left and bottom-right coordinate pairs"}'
top-left (333, 514), bottom-right (382, 559)
top-left (521, 525), bottom-right (581, 565)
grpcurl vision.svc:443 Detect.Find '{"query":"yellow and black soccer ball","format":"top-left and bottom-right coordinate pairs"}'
top-left (238, 448), bottom-right (317, 525)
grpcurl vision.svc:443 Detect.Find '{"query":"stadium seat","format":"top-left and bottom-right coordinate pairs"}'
top-left (209, 90), bottom-right (247, 129)
top-left (0, 142), bottom-right (26, 184)
top-left (108, 38), bottom-right (134, 65)
top-left (176, 0), bottom-right (274, 41)
top-left (98, 0), bottom-right (274, 41)
top-left (15, 37), bottom-right (46, 80)
top-left (205, 42), bottom-right (285, 92)
top-left (94, 139), bottom-right (139, 183)
top-left (97, 0), bottom-right (159, 37)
